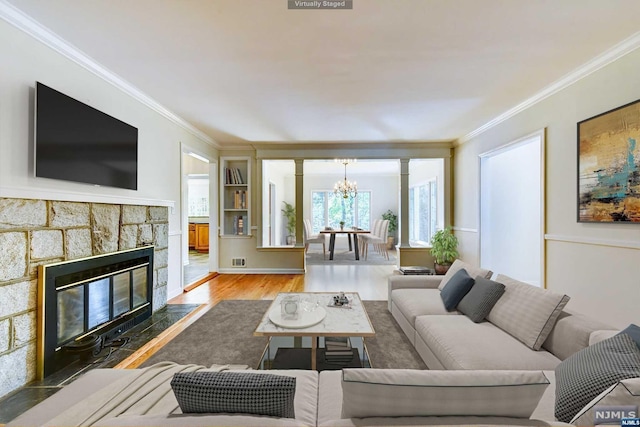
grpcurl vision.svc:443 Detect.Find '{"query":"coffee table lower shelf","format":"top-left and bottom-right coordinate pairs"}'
top-left (270, 347), bottom-right (363, 371)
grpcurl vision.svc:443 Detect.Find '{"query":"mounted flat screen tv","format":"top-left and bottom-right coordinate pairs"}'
top-left (35, 82), bottom-right (138, 190)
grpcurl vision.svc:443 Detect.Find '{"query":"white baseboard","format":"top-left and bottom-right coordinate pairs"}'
top-left (218, 268), bottom-right (305, 274)
top-left (166, 287), bottom-right (183, 301)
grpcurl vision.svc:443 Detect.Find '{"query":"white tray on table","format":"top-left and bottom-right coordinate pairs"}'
top-left (268, 306), bottom-right (327, 329)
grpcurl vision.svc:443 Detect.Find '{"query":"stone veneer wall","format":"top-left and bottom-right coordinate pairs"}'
top-left (0, 198), bottom-right (169, 398)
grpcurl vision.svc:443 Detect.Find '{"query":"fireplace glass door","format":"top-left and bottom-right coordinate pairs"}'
top-left (40, 246), bottom-right (154, 379)
top-left (57, 286), bottom-right (84, 345)
top-left (88, 279), bottom-right (110, 330)
top-left (55, 264), bottom-right (150, 347)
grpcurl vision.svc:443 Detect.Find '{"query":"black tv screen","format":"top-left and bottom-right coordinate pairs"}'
top-left (35, 82), bottom-right (138, 190)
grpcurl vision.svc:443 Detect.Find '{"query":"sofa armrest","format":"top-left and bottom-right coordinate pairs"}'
top-left (387, 275), bottom-right (443, 311)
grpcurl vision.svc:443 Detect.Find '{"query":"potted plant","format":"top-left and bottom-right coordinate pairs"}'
top-left (281, 201), bottom-right (296, 245)
top-left (381, 210), bottom-right (398, 249)
top-left (339, 220), bottom-right (345, 230)
top-left (430, 227), bottom-right (459, 275)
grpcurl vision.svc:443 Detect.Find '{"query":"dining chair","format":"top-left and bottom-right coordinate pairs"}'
top-left (375, 219), bottom-right (390, 260)
top-left (360, 219), bottom-right (381, 260)
top-left (363, 219), bottom-right (389, 260)
top-left (303, 219), bottom-right (326, 258)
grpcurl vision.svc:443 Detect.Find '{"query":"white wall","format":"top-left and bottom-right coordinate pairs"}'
top-left (454, 47), bottom-right (640, 329)
top-left (0, 19), bottom-right (218, 302)
top-left (185, 155), bottom-right (209, 175)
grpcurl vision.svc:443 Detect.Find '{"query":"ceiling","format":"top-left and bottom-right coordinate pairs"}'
top-left (7, 0), bottom-right (640, 146)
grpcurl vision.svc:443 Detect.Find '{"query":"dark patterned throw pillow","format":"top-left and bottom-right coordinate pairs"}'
top-left (457, 276), bottom-right (505, 323)
top-left (554, 333), bottom-right (640, 423)
top-left (171, 371), bottom-right (296, 418)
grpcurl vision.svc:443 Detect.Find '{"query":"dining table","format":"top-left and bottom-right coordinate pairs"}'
top-left (319, 228), bottom-right (370, 260)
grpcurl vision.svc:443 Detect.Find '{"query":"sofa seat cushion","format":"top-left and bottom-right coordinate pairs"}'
top-left (415, 315), bottom-right (561, 370)
top-left (92, 414), bottom-right (308, 427)
top-left (318, 416), bottom-right (570, 426)
top-left (392, 289), bottom-right (459, 326)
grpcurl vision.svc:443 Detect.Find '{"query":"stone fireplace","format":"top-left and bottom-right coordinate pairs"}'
top-left (38, 246), bottom-right (154, 378)
top-left (0, 198), bottom-right (169, 398)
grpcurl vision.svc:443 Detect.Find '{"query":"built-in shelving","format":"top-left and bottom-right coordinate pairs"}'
top-left (220, 157), bottom-right (250, 236)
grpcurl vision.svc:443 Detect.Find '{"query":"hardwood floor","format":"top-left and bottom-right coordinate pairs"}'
top-left (116, 264), bottom-right (394, 368)
top-left (170, 264), bottom-right (393, 305)
top-left (171, 273), bottom-right (305, 305)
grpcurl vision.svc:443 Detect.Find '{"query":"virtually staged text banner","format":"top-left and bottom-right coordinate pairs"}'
top-left (288, 1), bottom-right (353, 9)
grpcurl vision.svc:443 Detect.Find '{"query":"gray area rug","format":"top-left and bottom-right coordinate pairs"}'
top-left (141, 300), bottom-right (426, 370)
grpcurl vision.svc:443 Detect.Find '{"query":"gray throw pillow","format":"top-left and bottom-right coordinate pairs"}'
top-left (618, 324), bottom-right (640, 350)
top-left (171, 371), bottom-right (296, 418)
top-left (439, 268), bottom-right (475, 311)
top-left (457, 276), bottom-right (505, 323)
top-left (554, 333), bottom-right (640, 423)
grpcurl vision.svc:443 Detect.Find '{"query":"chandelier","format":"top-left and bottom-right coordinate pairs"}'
top-left (334, 159), bottom-right (358, 199)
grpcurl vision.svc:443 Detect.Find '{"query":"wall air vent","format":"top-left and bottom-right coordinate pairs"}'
top-left (231, 258), bottom-right (246, 267)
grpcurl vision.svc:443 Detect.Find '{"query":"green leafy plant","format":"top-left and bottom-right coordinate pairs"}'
top-left (430, 227), bottom-right (459, 265)
top-left (281, 201), bottom-right (296, 237)
top-left (381, 210), bottom-right (397, 234)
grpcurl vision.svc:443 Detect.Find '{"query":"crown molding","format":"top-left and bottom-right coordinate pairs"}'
top-left (457, 31), bottom-right (640, 146)
top-left (251, 140), bottom-right (454, 150)
top-left (0, 0), bottom-right (220, 149)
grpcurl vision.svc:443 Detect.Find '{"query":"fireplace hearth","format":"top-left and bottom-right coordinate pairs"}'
top-left (37, 246), bottom-right (154, 379)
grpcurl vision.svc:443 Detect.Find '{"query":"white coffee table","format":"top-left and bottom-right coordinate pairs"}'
top-left (254, 292), bottom-right (375, 370)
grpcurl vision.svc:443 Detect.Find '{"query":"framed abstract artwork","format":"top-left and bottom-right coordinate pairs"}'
top-left (578, 99), bottom-right (640, 223)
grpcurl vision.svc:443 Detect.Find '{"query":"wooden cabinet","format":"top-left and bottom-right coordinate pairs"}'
top-left (220, 157), bottom-right (251, 236)
top-left (188, 223), bottom-right (196, 249)
top-left (195, 224), bottom-right (209, 252)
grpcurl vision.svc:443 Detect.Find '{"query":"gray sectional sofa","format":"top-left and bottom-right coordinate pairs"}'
top-left (9, 364), bottom-right (574, 426)
top-left (388, 260), bottom-right (616, 371)
top-left (9, 261), bottom-right (637, 427)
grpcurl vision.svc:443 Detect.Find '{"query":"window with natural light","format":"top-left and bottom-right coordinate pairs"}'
top-left (188, 176), bottom-right (209, 217)
top-left (409, 180), bottom-right (437, 245)
top-left (409, 159), bottom-right (444, 246)
top-left (311, 191), bottom-right (371, 233)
